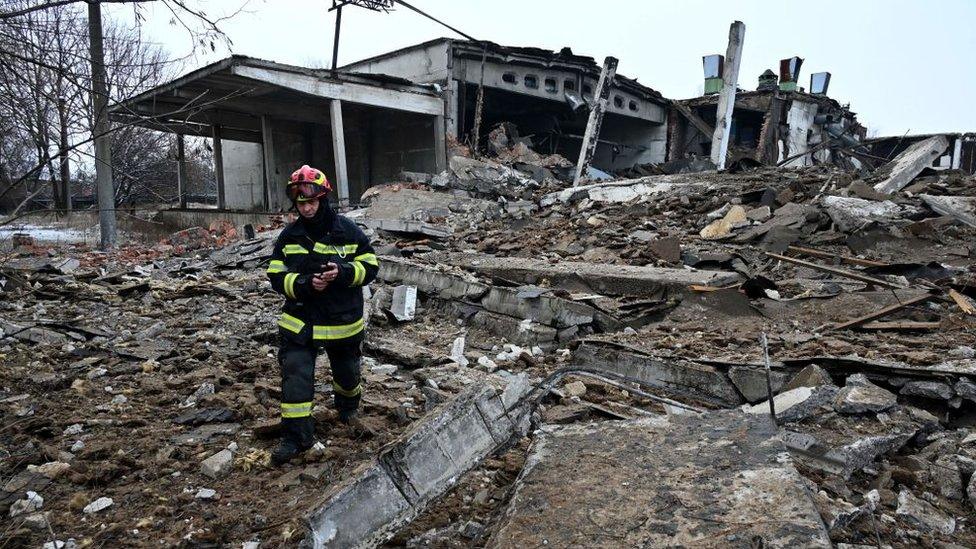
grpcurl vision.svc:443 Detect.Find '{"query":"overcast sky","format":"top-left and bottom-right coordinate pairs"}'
top-left (110, 0), bottom-right (976, 137)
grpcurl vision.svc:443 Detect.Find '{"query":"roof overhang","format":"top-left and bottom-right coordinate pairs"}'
top-left (110, 55), bottom-right (444, 141)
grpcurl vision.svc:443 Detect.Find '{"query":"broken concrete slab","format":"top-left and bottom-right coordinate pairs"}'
top-left (728, 365), bottom-right (788, 403)
top-left (302, 375), bottom-right (532, 548)
top-left (540, 173), bottom-right (710, 207)
top-left (487, 411), bottom-right (830, 548)
top-left (821, 195), bottom-right (904, 233)
top-left (377, 257), bottom-right (488, 301)
top-left (745, 385), bottom-right (839, 423)
top-left (572, 342), bottom-right (743, 406)
top-left (784, 364), bottom-right (835, 391)
top-left (896, 488), bottom-right (955, 534)
top-left (435, 252), bottom-right (741, 299)
top-left (872, 135), bottom-right (949, 195)
top-left (833, 375), bottom-right (897, 414)
top-left (920, 194), bottom-right (976, 228)
top-left (900, 380), bottom-right (954, 400)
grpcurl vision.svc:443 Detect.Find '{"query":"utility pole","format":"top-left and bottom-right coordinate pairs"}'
top-left (88, 1), bottom-right (116, 249)
top-left (710, 21), bottom-right (745, 170)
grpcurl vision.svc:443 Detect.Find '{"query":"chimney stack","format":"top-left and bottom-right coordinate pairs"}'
top-left (810, 72), bottom-right (831, 95)
top-left (757, 69), bottom-right (777, 91)
top-left (702, 54), bottom-right (724, 95)
top-left (778, 56), bottom-right (803, 92)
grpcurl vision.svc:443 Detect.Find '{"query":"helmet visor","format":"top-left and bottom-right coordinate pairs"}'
top-left (286, 182), bottom-right (324, 202)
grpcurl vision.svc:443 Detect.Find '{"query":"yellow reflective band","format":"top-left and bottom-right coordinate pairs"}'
top-left (284, 273), bottom-right (299, 299)
top-left (283, 244), bottom-right (309, 255)
top-left (353, 253), bottom-right (378, 266)
top-left (351, 262), bottom-right (366, 286)
top-left (266, 260), bottom-right (287, 274)
top-left (312, 242), bottom-right (358, 256)
top-left (332, 382), bottom-right (362, 398)
top-left (312, 318), bottom-right (365, 340)
top-left (277, 313), bottom-right (305, 334)
top-left (280, 401), bottom-right (313, 418)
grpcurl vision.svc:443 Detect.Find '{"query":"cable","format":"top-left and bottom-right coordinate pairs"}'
top-left (393, 0), bottom-right (477, 42)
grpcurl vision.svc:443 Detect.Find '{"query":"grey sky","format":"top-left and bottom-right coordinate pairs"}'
top-left (111, 0), bottom-right (976, 137)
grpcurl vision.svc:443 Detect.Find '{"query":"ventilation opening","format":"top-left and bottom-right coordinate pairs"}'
top-left (502, 72), bottom-right (517, 85)
top-left (628, 100), bottom-right (639, 112)
top-left (524, 74), bottom-right (539, 89)
top-left (544, 77), bottom-right (558, 93)
top-left (563, 79), bottom-right (575, 91)
top-left (582, 84), bottom-right (592, 97)
top-left (613, 96), bottom-right (624, 108)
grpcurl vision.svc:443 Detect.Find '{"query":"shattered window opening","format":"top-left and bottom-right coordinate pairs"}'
top-left (524, 74), bottom-right (539, 89)
top-left (563, 79), bottom-right (575, 91)
top-left (544, 77), bottom-right (558, 93)
top-left (628, 100), bottom-right (639, 112)
top-left (502, 72), bottom-right (517, 85)
top-left (613, 95), bottom-right (624, 108)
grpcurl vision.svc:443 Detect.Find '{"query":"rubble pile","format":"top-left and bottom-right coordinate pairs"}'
top-left (2, 136), bottom-right (976, 547)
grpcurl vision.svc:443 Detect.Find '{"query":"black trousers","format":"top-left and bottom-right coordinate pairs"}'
top-left (278, 332), bottom-right (363, 444)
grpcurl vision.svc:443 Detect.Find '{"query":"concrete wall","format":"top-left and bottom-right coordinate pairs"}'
top-left (370, 110), bottom-right (437, 183)
top-left (223, 140), bottom-right (265, 210)
top-left (593, 114), bottom-right (668, 169)
top-left (781, 100), bottom-right (819, 167)
top-left (343, 41), bottom-right (452, 84)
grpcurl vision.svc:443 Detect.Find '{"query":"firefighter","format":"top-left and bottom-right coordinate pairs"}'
top-left (265, 165), bottom-right (379, 465)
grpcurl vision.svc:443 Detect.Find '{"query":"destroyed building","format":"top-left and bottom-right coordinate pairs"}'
top-left (4, 27), bottom-right (976, 549)
top-left (670, 55), bottom-right (868, 169)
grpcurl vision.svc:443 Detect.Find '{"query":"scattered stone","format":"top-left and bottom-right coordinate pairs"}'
top-left (563, 381), bottom-right (587, 398)
top-left (62, 423), bottom-right (83, 436)
top-left (784, 364), bottom-right (834, 391)
top-left (181, 382), bottom-right (215, 408)
top-left (931, 455), bottom-right (964, 500)
top-left (968, 473), bottom-right (976, 511)
top-left (728, 366), bottom-right (788, 403)
top-left (900, 381), bottom-right (953, 400)
top-left (949, 346), bottom-right (976, 359)
top-left (9, 491), bottom-right (43, 517)
top-left (22, 511), bottom-right (49, 531)
top-left (460, 520), bottom-right (484, 539)
top-left (895, 489), bottom-right (955, 534)
top-left (27, 461), bottom-right (70, 479)
top-left (195, 488), bottom-right (218, 500)
top-left (82, 496), bottom-right (113, 514)
top-left (477, 356), bottom-right (498, 372)
top-left (955, 378), bottom-right (976, 402)
top-left (746, 205), bottom-right (772, 222)
top-left (70, 440), bottom-right (85, 452)
top-left (86, 367), bottom-right (107, 380)
top-left (370, 364), bottom-right (398, 376)
top-left (449, 336), bottom-right (469, 367)
top-left (201, 449), bottom-right (234, 479)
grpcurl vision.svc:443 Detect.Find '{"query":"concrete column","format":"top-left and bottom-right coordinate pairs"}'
top-left (212, 124), bottom-right (226, 210)
top-left (434, 114), bottom-right (447, 173)
top-left (330, 99), bottom-right (350, 206)
top-left (261, 115), bottom-right (275, 211)
top-left (710, 21), bottom-right (746, 170)
top-left (951, 136), bottom-right (963, 170)
top-left (572, 56), bottom-right (618, 186)
top-left (176, 133), bottom-right (188, 209)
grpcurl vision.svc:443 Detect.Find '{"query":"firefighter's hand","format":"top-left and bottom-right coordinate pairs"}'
top-left (320, 262), bottom-right (339, 282)
top-left (311, 273), bottom-right (330, 291)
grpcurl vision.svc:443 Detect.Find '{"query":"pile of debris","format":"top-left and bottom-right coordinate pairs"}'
top-left (1, 133), bottom-right (975, 547)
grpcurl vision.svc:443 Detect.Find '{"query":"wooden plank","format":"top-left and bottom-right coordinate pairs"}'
top-left (765, 252), bottom-right (901, 289)
top-left (572, 56), bottom-right (618, 187)
top-left (949, 289), bottom-right (976, 315)
top-left (231, 65), bottom-right (444, 116)
top-left (330, 99), bottom-right (350, 206)
top-left (858, 321), bottom-right (940, 331)
top-left (830, 293), bottom-right (936, 331)
top-left (786, 245), bottom-right (888, 268)
top-left (671, 101), bottom-right (714, 139)
top-left (710, 21), bottom-right (745, 170)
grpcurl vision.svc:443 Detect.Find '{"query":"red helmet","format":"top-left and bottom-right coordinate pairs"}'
top-left (286, 165), bottom-right (331, 202)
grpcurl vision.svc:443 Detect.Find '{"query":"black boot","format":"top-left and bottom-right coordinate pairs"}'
top-left (271, 417), bottom-right (315, 466)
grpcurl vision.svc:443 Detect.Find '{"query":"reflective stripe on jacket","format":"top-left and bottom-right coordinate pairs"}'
top-left (266, 214), bottom-right (379, 342)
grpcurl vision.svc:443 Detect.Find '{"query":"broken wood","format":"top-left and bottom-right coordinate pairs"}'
top-left (830, 293), bottom-right (936, 331)
top-left (671, 101), bottom-right (714, 138)
top-left (765, 252), bottom-right (901, 289)
top-left (948, 289), bottom-right (976, 315)
top-left (857, 321), bottom-right (941, 331)
top-left (786, 245), bottom-right (888, 268)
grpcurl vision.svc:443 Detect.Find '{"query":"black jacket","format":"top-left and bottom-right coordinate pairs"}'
top-left (266, 213), bottom-right (378, 343)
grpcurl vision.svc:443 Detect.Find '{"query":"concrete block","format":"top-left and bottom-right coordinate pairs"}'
top-left (391, 285), bottom-right (417, 321)
top-left (201, 449), bottom-right (234, 479)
